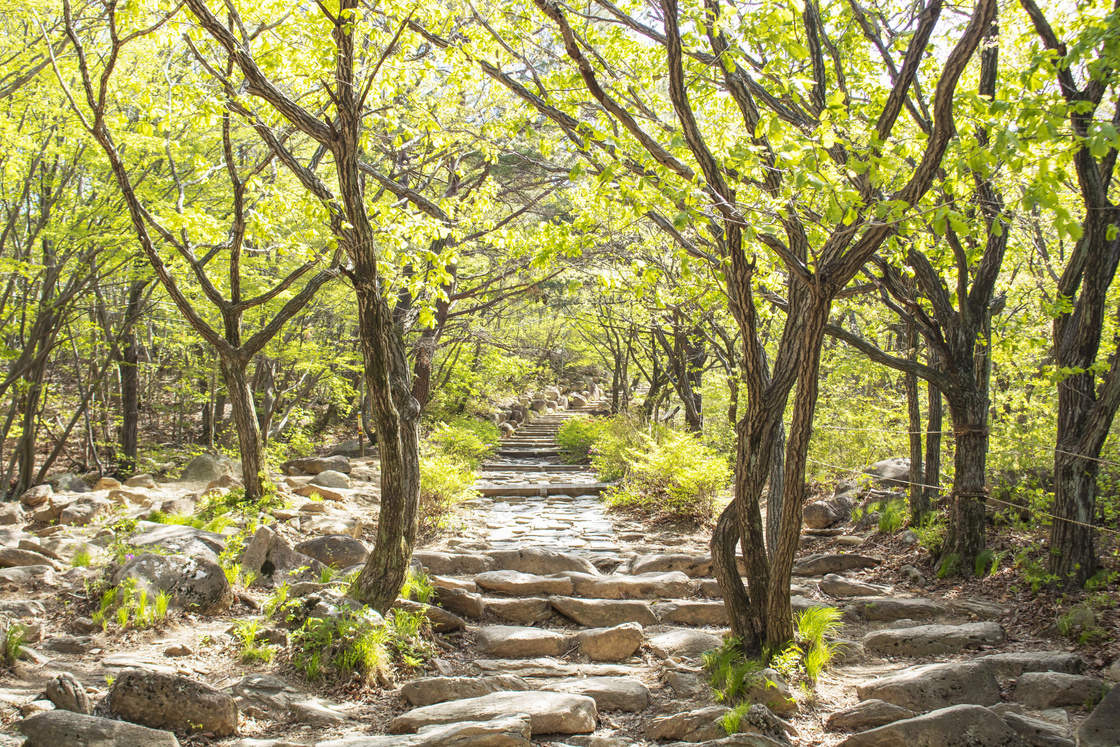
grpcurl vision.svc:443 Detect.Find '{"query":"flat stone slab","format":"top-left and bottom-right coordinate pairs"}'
top-left (1015, 671), bottom-right (1106, 709)
top-left (321, 715), bottom-right (532, 747)
top-left (488, 548), bottom-right (598, 575)
top-left (550, 596), bottom-right (659, 627)
top-left (399, 675), bottom-right (529, 707)
top-left (793, 553), bottom-right (880, 576)
top-left (863, 622), bottom-right (1005, 656)
top-left (1078, 682), bottom-right (1120, 747)
top-left (837, 704), bottom-right (1028, 746)
top-left (541, 676), bottom-right (650, 712)
top-left (631, 553), bottom-right (712, 578)
top-left (485, 597), bottom-right (552, 624)
top-left (649, 628), bottom-right (725, 659)
top-left (845, 596), bottom-right (946, 621)
top-left (978, 651), bottom-right (1083, 678)
top-left (472, 658), bottom-right (635, 678)
top-left (820, 573), bottom-right (889, 597)
top-left (827, 699), bottom-right (915, 731)
top-left (388, 691), bottom-right (597, 735)
top-left (857, 661), bottom-right (1000, 711)
top-left (653, 600), bottom-right (729, 626)
top-left (412, 551), bottom-right (495, 575)
top-left (568, 571), bottom-right (696, 599)
top-left (475, 625), bottom-right (571, 658)
top-left (475, 570), bottom-right (573, 596)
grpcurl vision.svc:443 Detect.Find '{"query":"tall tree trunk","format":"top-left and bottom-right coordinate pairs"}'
top-left (906, 325), bottom-right (926, 521)
top-left (1049, 453), bottom-right (1098, 585)
top-left (765, 422), bottom-right (786, 560)
top-left (924, 375), bottom-right (943, 511)
top-left (219, 357), bottom-right (267, 500)
top-left (118, 280), bottom-right (146, 476)
top-left (942, 392), bottom-right (989, 572)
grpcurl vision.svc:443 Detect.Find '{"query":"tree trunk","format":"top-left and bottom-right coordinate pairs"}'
top-left (905, 324), bottom-right (926, 521)
top-left (942, 393), bottom-right (989, 573)
top-left (924, 370), bottom-right (943, 510)
top-left (765, 422), bottom-right (786, 560)
top-left (1049, 453), bottom-right (1098, 585)
top-left (219, 357), bottom-right (267, 500)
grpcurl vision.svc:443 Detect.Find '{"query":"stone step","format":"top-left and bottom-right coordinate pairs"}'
top-left (389, 691), bottom-right (597, 736)
top-left (495, 449), bottom-right (561, 458)
top-left (480, 464), bottom-right (587, 472)
top-left (473, 482), bottom-right (612, 497)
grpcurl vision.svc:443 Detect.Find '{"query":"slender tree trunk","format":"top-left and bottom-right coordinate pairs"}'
top-left (943, 393), bottom-right (989, 572)
top-left (906, 325), bottom-right (926, 521)
top-left (199, 376), bottom-right (213, 447)
top-left (924, 377), bottom-right (943, 510)
top-left (219, 357), bottom-right (267, 500)
top-left (118, 282), bottom-right (145, 476)
top-left (765, 422), bottom-right (786, 560)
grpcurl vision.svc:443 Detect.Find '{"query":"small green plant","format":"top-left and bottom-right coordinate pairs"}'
top-left (93, 578), bottom-right (170, 631)
top-left (702, 637), bottom-right (763, 703)
top-left (720, 701), bottom-right (752, 736)
top-left (400, 569), bottom-right (436, 604)
top-left (913, 511), bottom-right (948, 555)
top-left (71, 549), bottom-right (92, 568)
top-left (850, 503), bottom-right (866, 522)
top-left (291, 610), bottom-right (390, 683)
top-left (234, 619), bottom-right (277, 664)
top-left (263, 582), bottom-right (292, 619)
top-left (973, 548), bottom-right (1006, 577)
top-left (417, 453), bottom-right (478, 539)
top-left (319, 566), bottom-right (336, 584)
top-left (796, 606), bottom-right (843, 682)
top-left (425, 417), bottom-right (500, 468)
top-left (1, 624), bottom-right (25, 667)
top-left (877, 499), bottom-right (906, 533)
top-left (937, 553), bottom-right (962, 579)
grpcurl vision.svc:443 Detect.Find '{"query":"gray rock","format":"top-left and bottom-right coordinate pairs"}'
top-left (400, 675), bottom-right (530, 707)
top-left (124, 474), bottom-right (157, 488)
top-left (820, 574), bottom-right (889, 597)
top-left (827, 699), bottom-right (914, 731)
top-left (180, 453), bottom-right (236, 482)
top-left (114, 553), bottom-right (233, 614)
top-left (435, 587), bottom-right (485, 619)
top-left (310, 470), bottom-right (351, 489)
top-left (59, 497), bottom-right (110, 526)
top-left (294, 535), bottom-right (368, 569)
top-left (328, 440), bottom-right (362, 457)
top-left (108, 669), bottom-right (238, 736)
top-left (653, 600), bottom-right (729, 626)
top-left (19, 710), bottom-right (180, 747)
top-left (631, 553), bottom-right (712, 578)
top-left (863, 458), bottom-right (914, 487)
top-left (232, 675), bottom-right (348, 725)
top-left (128, 523), bottom-right (225, 563)
top-left (45, 672), bottom-right (92, 715)
top-left (320, 715), bottom-right (533, 747)
top-left (793, 554), bottom-right (880, 576)
top-left (846, 597), bottom-right (946, 621)
top-left (569, 571), bottom-right (696, 599)
top-left (857, 661), bottom-right (1001, 711)
top-left (578, 622), bottom-right (644, 661)
top-left (648, 706), bottom-right (730, 742)
top-left (541, 677), bottom-right (649, 712)
top-left (475, 625), bottom-right (570, 658)
top-left (485, 597), bottom-right (551, 624)
top-left (1077, 681), bottom-right (1120, 747)
top-left (475, 569), bottom-right (574, 596)
top-left (240, 525), bottom-right (325, 586)
top-left (863, 622), bottom-right (1005, 656)
top-left (52, 473), bottom-right (91, 493)
top-left (1014, 671), bottom-right (1106, 709)
top-left (389, 691), bottom-right (597, 735)
top-left (40, 635), bottom-right (93, 654)
top-left (488, 547), bottom-right (598, 575)
top-left (550, 596), bottom-right (659, 627)
top-left (413, 550), bottom-right (495, 575)
top-left (804, 492), bottom-right (857, 529)
top-left (20, 484), bottom-right (52, 508)
top-left (0, 547), bottom-right (60, 570)
top-left (0, 564), bottom-right (54, 587)
top-left (283, 456), bottom-right (352, 475)
top-left (978, 651), bottom-right (1083, 678)
top-left (649, 628), bottom-right (724, 659)
top-left (392, 599), bottom-right (466, 633)
top-left (1000, 712), bottom-right (1074, 747)
top-left (0, 502), bottom-right (23, 525)
top-left (838, 704), bottom-right (1026, 746)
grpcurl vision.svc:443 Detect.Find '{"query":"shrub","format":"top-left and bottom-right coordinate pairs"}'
top-left (426, 418), bottom-right (499, 469)
top-left (912, 511), bottom-right (947, 555)
top-left (590, 416), bottom-right (643, 481)
top-left (290, 607), bottom-right (434, 683)
top-left (702, 637), bottom-right (763, 703)
top-left (418, 454), bottom-right (477, 538)
top-left (557, 417), bottom-right (607, 464)
top-left (877, 499), bottom-right (906, 533)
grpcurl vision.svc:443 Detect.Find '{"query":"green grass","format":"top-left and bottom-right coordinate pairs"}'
top-left (400, 569), bottom-right (436, 604)
top-left (702, 637), bottom-right (763, 703)
top-left (1, 624), bottom-right (25, 667)
top-left (234, 619), bottom-right (278, 664)
top-left (796, 606), bottom-right (843, 682)
top-left (71, 549), bottom-right (92, 567)
top-left (877, 499), bottom-right (906, 533)
top-left (91, 578), bottom-right (171, 631)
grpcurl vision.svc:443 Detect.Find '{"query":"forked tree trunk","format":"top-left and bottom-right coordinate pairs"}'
top-left (219, 357), bottom-right (267, 500)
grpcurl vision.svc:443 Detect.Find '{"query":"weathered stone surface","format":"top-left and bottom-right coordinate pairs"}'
top-left (114, 553), bottom-right (233, 614)
top-left (804, 490), bottom-right (857, 529)
top-left (578, 622), bottom-right (643, 661)
top-left (231, 674), bottom-right (349, 725)
top-left (541, 677), bottom-right (649, 712)
top-left (413, 550), bottom-right (495, 575)
top-left (631, 553), bottom-right (712, 578)
top-left (128, 523), bottom-right (225, 563)
top-left (827, 700), bottom-right (915, 731)
top-left (108, 669), bottom-right (238, 736)
top-left (1014, 672), bottom-right (1105, 709)
top-left (569, 571), bottom-right (696, 599)
top-left (793, 554), bottom-right (880, 576)
top-left (389, 691), bottom-right (597, 735)
top-left (978, 652), bottom-right (1082, 678)
top-left (41, 635), bottom-right (93, 654)
top-left (19, 710), bottom-right (181, 747)
top-left (551, 596), bottom-right (659, 627)
top-left (654, 600), bottom-right (729, 626)
top-left (648, 706), bottom-right (730, 742)
top-left (661, 734), bottom-right (787, 747)
top-left (0, 547), bottom-right (60, 570)
top-left (471, 657), bottom-right (634, 679)
top-left (435, 587), bottom-right (485, 619)
top-left (475, 570), bottom-right (574, 596)
top-left (863, 622), bottom-right (1005, 656)
top-left (0, 564), bottom-right (54, 586)
top-left (294, 535), bottom-right (368, 569)
top-left (485, 597), bottom-right (552, 624)
top-left (180, 453), bottom-right (236, 482)
top-left (393, 599), bottom-right (466, 633)
top-left (321, 715), bottom-right (533, 747)
top-left (240, 525), bottom-right (325, 585)
top-left (1077, 682), bottom-right (1120, 747)
top-left (863, 458), bottom-right (913, 487)
top-left (0, 502), bottom-right (23, 524)
top-left (845, 597), bottom-right (946, 621)
top-left (59, 497), bottom-right (110, 526)
top-left (295, 484), bottom-right (348, 502)
top-left (45, 672), bottom-right (92, 715)
top-left (400, 675), bottom-right (530, 707)
top-left (283, 455), bottom-right (352, 475)
top-left (310, 469), bottom-right (351, 489)
top-left (857, 661), bottom-right (1001, 712)
top-left (649, 628), bottom-right (724, 659)
top-left (124, 474), bottom-right (157, 488)
top-left (52, 473), bottom-right (91, 493)
top-left (820, 574), bottom-right (888, 598)
top-left (488, 548), bottom-right (598, 575)
top-left (838, 704), bottom-right (1027, 747)
top-left (94, 477), bottom-right (121, 491)
top-left (475, 625), bottom-right (571, 658)
top-left (1000, 712), bottom-right (1074, 747)
top-left (742, 670), bottom-right (798, 716)
top-left (20, 484), bottom-right (52, 508)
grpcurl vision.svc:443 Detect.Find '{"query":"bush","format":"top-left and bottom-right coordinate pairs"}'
top-left (418, 453), bottom-right (478, 538)
top-left (426, 417), bottom-right (499, 469)
top-left (557, 417), bottom-right (607, 464)
top-left (605, 428), bottom-right (730, 525)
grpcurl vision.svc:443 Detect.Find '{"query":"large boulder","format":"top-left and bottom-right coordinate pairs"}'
top-left (283, 456), bottom-right (352, 475)
top-left (310, 470), bottom-right (351, 489)
top-left (792, 554), bottom-right (880, 576)
top-left (240, 525), bottom-right (325, 586)
top-left (1077, 681), bottom-right (1120, 747)
top-left (180, 453), bottom-right (236, 482)
top-left (863, 458), bottom-right (915, 487)
top-left (857, 661), bottom-right (1000, 712)
top-left (113, 553), bottom-right (233, 615)
top-left (20, 484), bottom-right (53, 508)
top-left (19, 710), bottom-right (180, 747)
top-left (475, 570), bottom-right (574, 596)
top-left (541, 677), bottom-right (649, 712)
top-left (294, 535), bottom-right (369, 569)
top-left (550, 596), bottom-right (659, 627)
top-left (804, 487), bottom-right (858, 529)
top-left (1014, 671), bottom-right (1106, 709)
top-left (108, 669), bottom-right (237, 736)
top-left (837, 704), bottom-right (1026, 746)
top-left (578, 622), bottom-right (644, 661)
top-left (51, 473), bottom-right (91, 493)
top-left (128, 523), bottom-right (226, 564)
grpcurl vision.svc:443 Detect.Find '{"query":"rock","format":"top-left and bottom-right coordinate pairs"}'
top-left (328, 440), bottom-right (362, 457)
top-left (400, 675), bottom-right (530, 707)
top-left (820, 574), bottom-right (888, 597)
top-left (1014, 672), bottom-right (1106, 709)
top-left (648, 705), bottom-right (730, 742)
top-left (488, 548), bottom-right (598, 575)
top-left (475, 625), bottom-right (570, 657)
top-left (541, 677), bottom-right (649, 712)
top-left (578, 622), bottom-right (643, 661)
top-left (296, 484), bottom-right (348, 502)
top-left (793, 554), bottom-right (880, 576)
top-left (0, 599), bottom-right (45, 618)
top-left (654, 600), bottom-right (729, 626)
top-left (631, 554), bottom-right (712, 578)
top-left (294, 535), bottom-right (368, 569)
top-left (804, 492), bottom-right (856, 529)
top-left (485, 597), bottom-right (552, 624)
top-left (59, 497), bottom-right (110, 526)
top-left (0, 502), bottom-right (23, 524)
top-left (858, 661), bottom-right (1001, 712)
top-left (41, 635), bottom-right (93, 654)
top-left (20, 484), bottom-right (52, 508)
top-left (413, 550), bottom-right (495, 575)
top-left (128, 523), bottom-right (225, 563)
top-left (569, 571), bottom-right (696, 599)
top-left (846, 597), bottom-right (946, 621)
top-left (863, 622), bottom-right (1005, 656)
top-left (0, 564), bottom-right (54, 586)
top-left (863, 458), bottom-right (914, 487)
top-left (45, 672), bottom-right (92, 715)
top-left (1077, 681), bottom-right (1120, 747)
top-left (649, 628), bottom-right (724, 659)
top-left (124, 474), bottom-right (157, 488)
top-left (108, 669), bottom-right (237, 736)
top-left (205, 474), bottom-right (242, 491)
top-left (164, 644), bottom-right (193, 657)
top-left (109, 488), bottom-right (150, 505)
top-left (977, 651), bottom-right (1082, 678)
top-left (240, 525), bottom-right (325, 585)
top-left (393, 599), bottom-right (466, 633)
top-left (389, 691), bottom-right (597, 735)
top-left (1000, 712), bottom-right (1074, 747)
top-left (839, 704), bottom-right (1027, 746)
top-left (1108, 659), bottom-right (1120, 682)
top-left (19, 710), bottom-right (180, 747)
top-left (435, 587), bottom-right (485, 619)
top-left (283, 456), bottom-right (352, 475)
top-left (475, 570), bottom-right (574, 596)
top-left (827, 700), bottom-right (915, 731)
top-left (114, 553), bottom-right (233, 614)
top-left (180, 452), bottom-right (236, 482)
top-left (0, 547), bottom-right (59, 570)
top-left (94, 477), bottom-right (121, 491)
top-left (325, 715), bottom-right (533, 747)
top-left (52, 473), bottom-right (91, 493)
top-left (551, 596), bottom-right (659, 627)
top-left (232, 674), bottom-right (349, 724)
top-left (310, 470), bottom-right (351, 489)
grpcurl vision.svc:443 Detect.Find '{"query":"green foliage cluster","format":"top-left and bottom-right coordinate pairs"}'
top-left (1, 624), bottom-right (25, 668)
top-left (92, 577), bottom-right (171, 631)
top-left (417, 453), bottom-right (477, 539)
top-left (556, 417), bottom-right (608, 464)
top-left (425, 417), bottom-right (499, 469)
top-left (234, 619), bottom-right (278, 664)
top-left (290, 608), bottom-right (433, 683)
top-left (702, 638), bottom-right (764, 705)
top-left (400, 569), bottom-right (436, 604)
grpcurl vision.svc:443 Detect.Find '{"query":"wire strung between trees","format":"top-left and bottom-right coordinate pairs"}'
top-left (804, 457), bottom-right (1120, 537)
